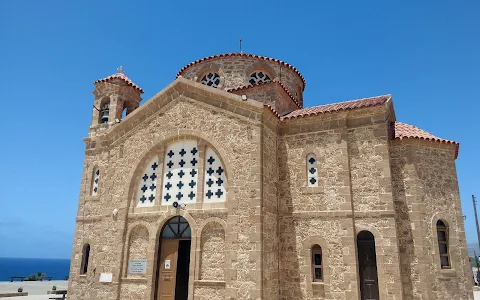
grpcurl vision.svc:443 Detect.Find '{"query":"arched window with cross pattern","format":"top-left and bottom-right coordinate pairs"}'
top-left (161, 141), bottom-right (200, 205)
top-left (203, 147), bottom-right (226, 202)
top-left (137, 157), bottom-right (159, 207)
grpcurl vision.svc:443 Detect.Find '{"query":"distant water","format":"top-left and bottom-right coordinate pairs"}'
top-left (0, 258), bottom-right (70, 281)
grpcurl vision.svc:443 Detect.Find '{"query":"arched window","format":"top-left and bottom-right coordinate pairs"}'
top-left (200, 72), bottom-right (221, 88)
top-left (80, 244), bottom-right (90, 275)
top-left (91, 168), bottom-right (100, 196)
top-left (137, 157), bottom-right (159, 207)
top-left (204, 147), bottom-right (226, 202)
top-left (249, 71), bottom-right (272, 85)
top-left (311, 245), bottom-right (323, 281)
top-left (162, 141), bottom-right (200, 205)
top-left (162, 216), bottom-right (191, 238)
top-left (436, 220), bottom-right (450, 268)
top-left (306, 154), bottom-right (318, 187)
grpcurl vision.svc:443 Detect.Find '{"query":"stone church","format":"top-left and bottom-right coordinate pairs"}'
top-left (68, 52), bottom-right (473, 300)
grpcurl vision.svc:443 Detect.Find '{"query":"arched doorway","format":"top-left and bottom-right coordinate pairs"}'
top-left (357, 231), bottom-right (379, 300)
top-left (155, 216), bottom-right (192, 300)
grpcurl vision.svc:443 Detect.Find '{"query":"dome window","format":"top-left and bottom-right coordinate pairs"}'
top-left (200, 72), bottom-right (221, 88)
top-left (249, 71), bottom-right (272, 85)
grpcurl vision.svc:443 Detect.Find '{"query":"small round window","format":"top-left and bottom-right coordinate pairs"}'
top-left (201, 72), bottom-right (221, 88)
top-left (249, 71), bottom-right (272, 85)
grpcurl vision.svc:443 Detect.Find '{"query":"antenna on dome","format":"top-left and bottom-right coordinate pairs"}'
top-left (239, 38), bottom-right (243, 54)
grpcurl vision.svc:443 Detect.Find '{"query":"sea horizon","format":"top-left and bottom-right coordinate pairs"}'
top-left (0, 257), bottom-right (71, 282)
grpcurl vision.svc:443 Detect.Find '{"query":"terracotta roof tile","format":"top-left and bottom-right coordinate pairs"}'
top-left (94, 73), bottom-right (144, 94)
top-left (392, 122), bottom-right (459, 157)
top-left (176, 52), bottom-right (306, 91)
top-left (227, 81), bottom-right (301, 108)
top-left (281, 94), bottom-right (391, 120)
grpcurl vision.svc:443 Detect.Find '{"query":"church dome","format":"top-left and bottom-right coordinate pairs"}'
top-left (176, 53), bottom-right (306, 106)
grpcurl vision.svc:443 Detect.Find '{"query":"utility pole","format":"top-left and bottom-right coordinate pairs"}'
top-left (473, 195), bottom-right (480, 253)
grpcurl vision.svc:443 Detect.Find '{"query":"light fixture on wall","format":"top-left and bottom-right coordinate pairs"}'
top-left (172, 201), bottom-right (186, 210)
top-left (112, 208), bottom-right (118, 220)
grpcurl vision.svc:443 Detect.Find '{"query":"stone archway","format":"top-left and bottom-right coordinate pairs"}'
top-left (154, 216), bottom-right (192, 300)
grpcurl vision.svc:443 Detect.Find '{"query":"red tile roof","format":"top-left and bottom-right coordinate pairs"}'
top-left (392, 122), bottom-right (459, 157)
top-left (94, 73), bottom-right (144, 94)
top-left (176, 52), bottom-right (306, 91)
top-left (281, 94), bottom-right (391, 120)
top-left (227, 81), bottom-right (301, 108)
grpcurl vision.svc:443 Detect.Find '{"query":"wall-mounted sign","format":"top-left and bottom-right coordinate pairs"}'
top-left (99, 273), bottom-right (113, 282)
top-left (128, 259), bottom-right (147, 274)
top-left (165, 260), bottom-right (171, 269)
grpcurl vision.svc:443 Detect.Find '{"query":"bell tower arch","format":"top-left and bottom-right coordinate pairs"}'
top-left (89, 67), bottom-right (143, 137)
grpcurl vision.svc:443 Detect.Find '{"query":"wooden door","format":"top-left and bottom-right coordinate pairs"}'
top-left (158, 239), bottom-right (178, 300)
top-left (358, 239), bottom-right (379, 300)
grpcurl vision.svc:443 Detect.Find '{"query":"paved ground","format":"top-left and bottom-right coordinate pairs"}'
top-left (0, 280), bottom-right (67, 299)
top-left (0, 281), bottom-right (479, 299)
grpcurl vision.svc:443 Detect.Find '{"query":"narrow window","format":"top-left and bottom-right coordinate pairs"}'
top-left (311, 245), bottom-right (323, 281)
top-left (81, 244), bottom-right (90, 275)
top-left (91, 168), bottom-right (100, 196)
top-left (436, 220), bottom-right (450, 268)
top-left (306, 154), bottom-right (318, 187)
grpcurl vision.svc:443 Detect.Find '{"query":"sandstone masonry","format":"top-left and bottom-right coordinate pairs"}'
top-left (67, 53), bottom-right (473, 300)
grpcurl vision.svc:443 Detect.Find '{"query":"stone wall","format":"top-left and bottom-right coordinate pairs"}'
top-left (69, 79), bottom-right (266, 300)
top-left (179, 56), bottom-right (304, 106)
top-left (230, 82), bottom-right (299, 116)
top-left (261, 113), bottom-right (279, 300)
top-left (391, 141), bottom-right (474, 300)
top-left (127, 225), bottom-right (149, 279)
top-left (199, 222), bottom-right (225, 280)
top-left (69, 73), bottom-right (473, 300)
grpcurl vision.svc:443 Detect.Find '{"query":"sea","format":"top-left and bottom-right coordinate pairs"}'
top-left (0, 258), bottom-right (71, 282)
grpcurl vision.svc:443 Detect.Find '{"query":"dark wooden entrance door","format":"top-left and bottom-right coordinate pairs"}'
top-left (357, 231), bottom-right (379, 300)
top-left (155, 216), bottom-right (192, 300)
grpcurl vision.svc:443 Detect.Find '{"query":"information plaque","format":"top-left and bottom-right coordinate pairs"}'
top-left (128, 259), bottom-right (147, 274)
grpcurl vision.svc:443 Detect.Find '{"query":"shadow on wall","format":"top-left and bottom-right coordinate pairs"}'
top-left (391, 151), bottom-right (415, 299)
top-left (278, 141), bottom-right (302, 300)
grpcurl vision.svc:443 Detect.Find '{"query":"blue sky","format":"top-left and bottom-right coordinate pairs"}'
top-left (0, 0), bottom-right (478, 258)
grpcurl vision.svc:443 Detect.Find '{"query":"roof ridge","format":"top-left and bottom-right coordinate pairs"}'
top-left (281, 94), bottom-right (391, 120)
top-left (94, 73), bottom-right (144, 94)
top-left (392, 121), bottom-right (459, 158)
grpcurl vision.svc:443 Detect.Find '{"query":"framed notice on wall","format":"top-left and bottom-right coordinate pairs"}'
top-left (128, 259), bottom-right (147, 274)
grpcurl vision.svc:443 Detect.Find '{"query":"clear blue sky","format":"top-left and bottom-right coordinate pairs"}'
top-left (0, 0), bottom-right (478, 258)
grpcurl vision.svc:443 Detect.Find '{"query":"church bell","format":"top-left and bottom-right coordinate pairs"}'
top-left (100, 104), bottom-right (110, 123)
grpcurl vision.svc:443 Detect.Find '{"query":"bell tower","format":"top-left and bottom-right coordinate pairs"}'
top-left (89, 67), bottom-right (143, 136)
